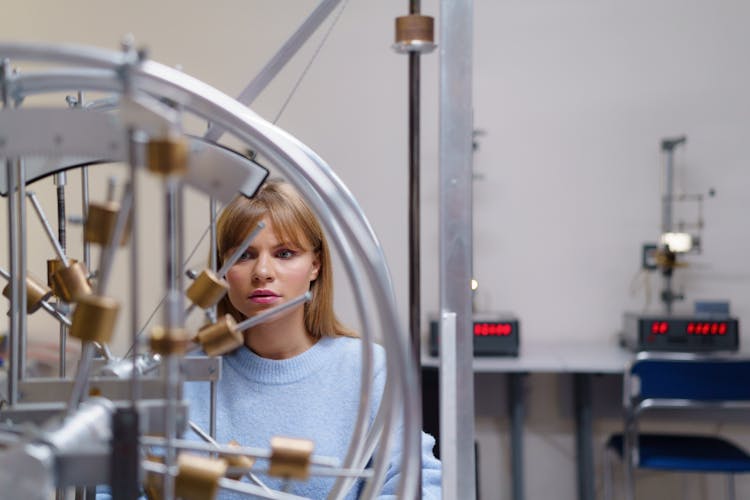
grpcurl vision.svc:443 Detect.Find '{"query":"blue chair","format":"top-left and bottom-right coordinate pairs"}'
top-left (603, 352), bottom-right (750, 500)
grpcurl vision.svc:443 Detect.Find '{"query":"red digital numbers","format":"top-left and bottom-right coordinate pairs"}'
top-left (686, 322), bottom-right (727, 336)
top-left (474, 322), bottom-right (513, 336)
top-left (650, 321), bottom-right (669, 334)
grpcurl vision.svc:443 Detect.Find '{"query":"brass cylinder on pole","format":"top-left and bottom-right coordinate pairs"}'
top-left (174, 453), bottom-right (228, 500)
top-left (195, 315), bottom-right (242, 357)
top-left (69, 294), bottom-right (120, 343)
top-left (186, 270), bottom-right (229, 310)
top-left (268, 436), bottom-right (315, 480)
top-left (2, 275), bottom-right (52, 314)
top-left (51, 261), bottom-right (92, 303)
top-left (147, 137), bottom-right (189, 176)
top-left (85, 201), bottom-right (131, 246)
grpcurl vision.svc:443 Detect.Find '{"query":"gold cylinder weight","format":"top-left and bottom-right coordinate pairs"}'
top-left (223, 440), bottom-right (255, 480)
top-left (85, 201), bottom-right (130, 246)
top-left (174, 453), bottom-right (228, 500)
top-left (186, 270), bottom-right (229, 310)
top-left (147, 137), bottom-right (189, 176)
top-left (51, 261), bottom-right (92, 303)
top-left (195, 315), bottom-right (243, 357)
top-left (268, 436), bottom-right (315, 480)
top-left (395, 14), bottom-right (434, 44)
top-left (69, 295), bottom-right (120, 343)
top-left (2, 275), bottom-right (53, 314)
top-left (150, 326), bottom-right (191, 356)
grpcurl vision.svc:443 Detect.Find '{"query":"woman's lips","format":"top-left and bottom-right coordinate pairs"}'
top-left (250, 290), bottom-right (280, 304)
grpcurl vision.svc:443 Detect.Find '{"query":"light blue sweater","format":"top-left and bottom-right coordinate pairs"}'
top-left (184, 336), bottom-right (442, 499)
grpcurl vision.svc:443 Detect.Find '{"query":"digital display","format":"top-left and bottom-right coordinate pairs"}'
top-left (473, 322), bottom-right (514, 337)
top-left (649, 320), bottom-right (728, 336)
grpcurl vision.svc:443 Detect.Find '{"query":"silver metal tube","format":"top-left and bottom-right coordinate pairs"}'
top-left (39, 300), bottom-right (72, 326)
top-left (26, 191), bottom-right (70, 267)
top-left (81, 165), bottom-right (91, 269)
top-left (235, 291), bottom-right (312, 331)
top-left (216, 221), bottom-right (265, 277)
top-left (439, 0), bottom-right (477, 497)
top-left (55, 171), bottom-right (68, 378)
top-left (128, 134), bottom-right (140, 404)
top-left (17, 159), bottom-right (28, 382)
top-left (67, 342), bottom-right (96, 415)
top-left (209, 197), bottom-right (218, 438)
top-left (6, 158), bottom-right (20, 405)
top-left (202, 0), bottom-right (342, 142)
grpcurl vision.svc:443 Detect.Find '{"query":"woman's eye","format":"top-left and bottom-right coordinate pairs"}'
top-left (276, 249), bottom-right (296, 259)
top-left (237, 250), bottom-right (253, 261)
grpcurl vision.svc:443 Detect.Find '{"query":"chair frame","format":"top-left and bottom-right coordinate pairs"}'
top-left (606, 351), bottom-right (750, 500)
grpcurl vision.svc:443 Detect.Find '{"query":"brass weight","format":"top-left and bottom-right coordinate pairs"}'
top-left (223, 440), bottom-right (255, 480)
top-left (51, 261), bottom-right (92, 303)
top-left (147, 137), bottom-right (189, 176)
top-left (2, 275), bottom-right (52, 314)
top-left (186, 270), bottom-right (229, 310)
top-left (195, 315), bottom-right (242, 357)
top-left (69, 295), bottom-right (120, 343)
top-left (150, 326), bottom-right (191, 356)
top-left (85, 201), bottom-right (130, 246)
top-left (395, 14), bottom-right (434, 44)
top-left (174, 453), bottom-right (228, 500)
top-left (268, 436), bottom-right (315, 480)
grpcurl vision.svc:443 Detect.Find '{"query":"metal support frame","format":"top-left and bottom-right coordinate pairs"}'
top-left (439, 0), bottom-right (477, 498)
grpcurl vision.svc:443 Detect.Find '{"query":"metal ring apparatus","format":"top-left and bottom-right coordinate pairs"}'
top-left (0, 40), bottom-right (420, 500)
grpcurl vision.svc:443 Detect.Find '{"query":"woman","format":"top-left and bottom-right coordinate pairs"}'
top-left (185, 179), bottom-right (441, 499)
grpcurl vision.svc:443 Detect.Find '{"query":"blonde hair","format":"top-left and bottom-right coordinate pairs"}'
top-left (216, 179), bottom-right (357, 339)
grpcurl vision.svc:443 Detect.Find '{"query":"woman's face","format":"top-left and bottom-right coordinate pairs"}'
top-left (224, 217), bottom-right (320, 321)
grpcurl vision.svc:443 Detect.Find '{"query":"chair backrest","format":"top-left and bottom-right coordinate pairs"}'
top-left (627, 352), bottom-right (750, 406)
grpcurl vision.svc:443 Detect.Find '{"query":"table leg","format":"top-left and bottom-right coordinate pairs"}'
top-left (508, 373), bottom-right (525, 500)
top-left (574, 373), bottom-right (595, 500)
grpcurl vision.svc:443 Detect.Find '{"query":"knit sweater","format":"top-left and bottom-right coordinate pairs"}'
top-left (183, 336), bottom-right (442, 499)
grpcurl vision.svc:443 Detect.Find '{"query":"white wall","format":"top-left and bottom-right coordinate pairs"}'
top-left (2, 1), bottom-right (750, 499)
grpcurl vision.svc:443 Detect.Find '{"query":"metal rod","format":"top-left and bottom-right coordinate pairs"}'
top-left (188, 420), bottom-right (271, 493)
top-left (141, 436), bottom-right (339, 467)
top-left (203, 0), bottom-right (343, 142)
top-left (66, 342), bottom-right (96, 415)
top-left (208, 197), bottom-right (219, 438)
top-left (39, 300), bottom-right (72, 326)
top-left (162, 177), bottom-right (185, 500)
top-left (439, 0), bottom-right (477, 496)
top-left (26, 191), bottom-right (70, 267)
top-left (55, 171), bottom-right (68, 378)
top-left (509, 374), bottom-right (525, 500)
top-left (16, 159), bottom-right (28, 383)
top-left (235, 291), bottom-right (312, 331)
top-left (6, 158), bottom-right (20, 405)
top-left (128, 133), bottom-right (140, 404)
top-left (217, 221), bottom-right (265, 277)
top-left (81, 165), bottom-right (91, 269)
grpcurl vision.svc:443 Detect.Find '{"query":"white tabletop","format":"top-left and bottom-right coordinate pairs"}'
top-left (421, 340), bottom-right (635, 374)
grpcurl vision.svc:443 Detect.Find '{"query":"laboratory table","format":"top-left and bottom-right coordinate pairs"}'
top-left (422, 341), bottom-right (635, 500)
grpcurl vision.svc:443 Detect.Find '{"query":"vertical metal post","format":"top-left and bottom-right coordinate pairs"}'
top-left (209, 197), bottom-right (218, 439)
top-left (574, 373), bottom-right (594, 500)
top-left (508, 373), bottom-right (525, 500)
top-left (16, 158), bottom-right (28, 383)
top-left (408, 0), bottom-right (422, 384)
top-left (55, 172), bottom-right (68, 377)
top-left (439, 0), bottom-right (476, 498)
top-left (128, 133), bottom-right (140, 404)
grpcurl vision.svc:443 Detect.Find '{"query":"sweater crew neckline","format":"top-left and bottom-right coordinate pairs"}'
top-left (225, 336), bottom-right (339, 384)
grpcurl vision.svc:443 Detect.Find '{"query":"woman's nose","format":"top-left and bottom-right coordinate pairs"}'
top-left (252, 254), bottom-right (273, 281)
